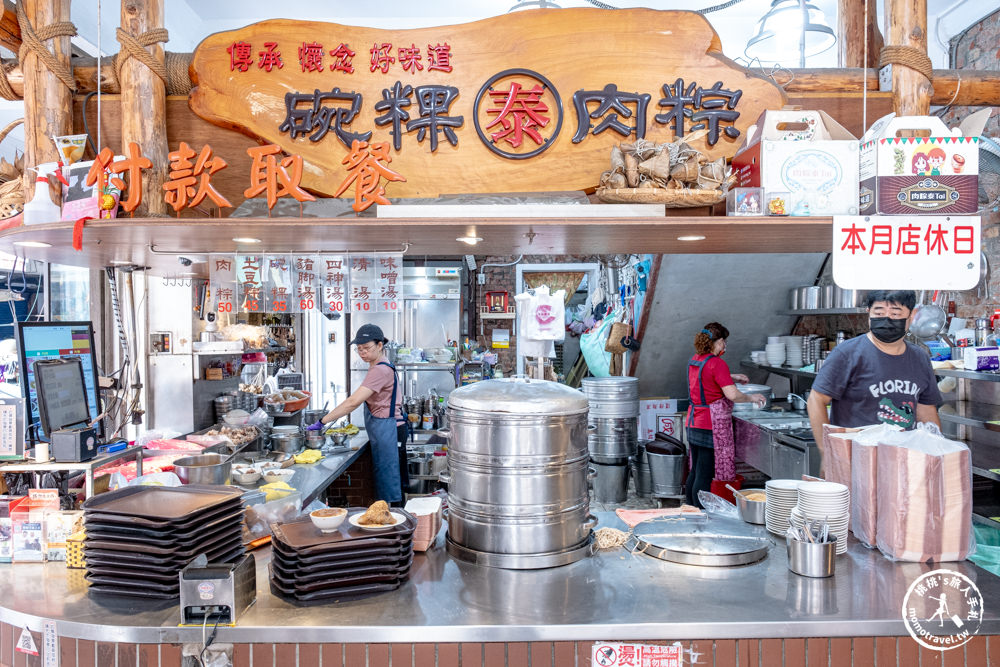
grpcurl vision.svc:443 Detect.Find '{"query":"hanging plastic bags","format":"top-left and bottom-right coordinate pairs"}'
top-left (580, 309), bottom-right (622, 377)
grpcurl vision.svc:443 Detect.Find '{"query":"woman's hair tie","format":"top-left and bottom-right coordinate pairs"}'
top-left (701, 328), bottom-right (714, 339)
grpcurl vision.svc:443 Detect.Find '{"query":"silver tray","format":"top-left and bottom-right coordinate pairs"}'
top-left (446, 533), bottom-right (594, 570)
top-left (629, 515), bottom-right (771, 567)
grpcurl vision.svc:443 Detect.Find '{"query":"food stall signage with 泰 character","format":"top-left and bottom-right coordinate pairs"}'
top-left (832, 215), bottom-right (982, 290)
top-left (188, 10), bottom-right (785, 198)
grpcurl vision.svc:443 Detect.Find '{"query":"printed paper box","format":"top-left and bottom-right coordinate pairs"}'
top-left (12, 489), bottom-right (60, 563)
top-left (859, 111), bottom-right (990, 215)
top-left (44, 510), bottom-right (82, 561)
top-left (731, 109), bottom-right (860, 216)
top-left (0, 496), bottom-right (25, 563)
top-left (640, 398), bottom-right (680, 441)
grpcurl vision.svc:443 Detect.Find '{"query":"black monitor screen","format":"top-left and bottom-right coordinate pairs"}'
top-left (15, 321), bottom-right (102, 441)
top-left (34, 359), bottom-right (91, 433)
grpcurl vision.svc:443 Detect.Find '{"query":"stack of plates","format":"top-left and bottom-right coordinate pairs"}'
top-left (765, 343), bottom-right (786, 366)
top-left (82, 486), bottom-right (245, 599)
top-left (784, 336), bottom-right (804, 368)
top-left (270, 508), bottom-right (416, 604)
top-left (750, 351), bottom-right (767, 364)
top-left (794, 481), bottom-right (850, 555)
top-left (764, 479), bottom-right (800, 535)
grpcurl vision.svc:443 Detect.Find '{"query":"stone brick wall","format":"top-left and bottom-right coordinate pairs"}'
top-left (324, 451), bottom-right (376, 507)
top-left (474, 254), bottom-right (599, 375)
top-left (938, 8), bottom-right (1000, 321)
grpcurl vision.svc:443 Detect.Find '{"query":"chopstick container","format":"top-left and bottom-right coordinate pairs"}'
top-left (787, 536), bottom-right (836, 578)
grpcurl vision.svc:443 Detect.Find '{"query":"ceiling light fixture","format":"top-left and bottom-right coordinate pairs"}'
top-left (744, 0), bottom-right (836, 68)
top-left (457, 236), bottom-right (484, 245)
top-left (232, 237), bottom-right (262, 244)
top-left (13, 241), bottom-right (51, 248)
top-left (677, 235), bottom-right (706, 241)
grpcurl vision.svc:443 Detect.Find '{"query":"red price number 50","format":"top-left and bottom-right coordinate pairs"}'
top-left (217, 302), bottom-right (233, 313)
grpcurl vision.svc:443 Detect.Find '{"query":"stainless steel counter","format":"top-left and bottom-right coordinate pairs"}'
top-left (1, 512), bottom-right (998, 643)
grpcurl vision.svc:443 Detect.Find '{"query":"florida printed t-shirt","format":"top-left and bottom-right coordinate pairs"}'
top-left (812, 335), bottom-right (942, 429)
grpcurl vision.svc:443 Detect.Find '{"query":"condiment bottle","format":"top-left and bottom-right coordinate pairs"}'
top-left (975, 317), bottom-right (989, 346)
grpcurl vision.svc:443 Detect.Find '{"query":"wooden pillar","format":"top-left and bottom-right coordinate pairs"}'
top-left (21, 0), bottom-right (72, 169)
top-left (119, 0), bottom-right (168, 217)
top-left (885, 0), bottom-right (932, 116)
top-left (838, 0), bottom-right (883, 68)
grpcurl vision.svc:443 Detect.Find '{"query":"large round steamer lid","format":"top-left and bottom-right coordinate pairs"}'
top-left (447, 377), bottom-right (589, 415)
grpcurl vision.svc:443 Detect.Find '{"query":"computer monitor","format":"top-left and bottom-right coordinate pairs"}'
top-left (15, 321), bottom-right (103, 442)
top-left (34, 359), bottom-right (91, 434)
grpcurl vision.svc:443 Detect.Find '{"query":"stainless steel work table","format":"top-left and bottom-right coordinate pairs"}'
top-left (0, 512), bottom-right (997, 644)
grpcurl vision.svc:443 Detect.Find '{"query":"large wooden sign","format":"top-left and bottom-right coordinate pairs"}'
top-left (189, 9), bottom-right (786, 198)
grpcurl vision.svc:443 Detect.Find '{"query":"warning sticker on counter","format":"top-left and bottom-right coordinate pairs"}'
top-left (592, 642), bottom-right (681, 667)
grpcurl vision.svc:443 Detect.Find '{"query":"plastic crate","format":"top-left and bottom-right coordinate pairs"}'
top-left (276, 373), bottom-right (304, 391)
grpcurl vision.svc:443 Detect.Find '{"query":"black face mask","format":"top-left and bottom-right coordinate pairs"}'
top-left (869, 317), bottom-right (908, 343)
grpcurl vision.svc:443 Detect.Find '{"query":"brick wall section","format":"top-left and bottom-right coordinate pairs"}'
top-left (935, 8), bottom-right (1000, 321)
top-left (324, 452), bottom-right (376, 507)
top-left (1, 626), bottom-right (996, 667)
top-left (475, 254), bottom-right (598, 375)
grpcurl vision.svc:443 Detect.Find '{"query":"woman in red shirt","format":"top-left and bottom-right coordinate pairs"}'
top-left (685, 322), bottom-right (766, 508)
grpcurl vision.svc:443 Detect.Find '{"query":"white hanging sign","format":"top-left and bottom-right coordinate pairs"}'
top-left (291, 255), bottom-right (319, 313)
top-left (208, 254), bottom-right (237, 314)
top-left (832, 215), bottom-right (981, 290)
top-left (350, 254), bottom-right (376, 314)
top-left (321, 255), bottom-right (349, 315)
top-left (43, 619), bottom-right (58, 667)
top-left (375, 253), bottom-right (403, 313)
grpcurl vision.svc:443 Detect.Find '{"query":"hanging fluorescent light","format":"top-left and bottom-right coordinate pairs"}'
top-left (456, 236), bottom-right (483, 245)
top-left (509, 0), bottom-right (561, 11)
top-left (744, 0), bottom-right (836, 68)
top-left (12, 241), bottom-right (51, 248)
top-left (232, 237), bottom-right (262, 244)
top-left (677, 235), bottom-right (706, 241)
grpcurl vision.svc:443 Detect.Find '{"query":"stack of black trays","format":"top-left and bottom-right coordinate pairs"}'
top-left (270, 508), bottom-right (416, 604)
top-left (82, 486), bottom-right (246, 599)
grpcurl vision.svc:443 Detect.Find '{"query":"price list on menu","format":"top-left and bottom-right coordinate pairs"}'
top-left (264, 255), bottom-right (292, 313)
top-left (291, 255), bottom-right (319, 313)
top-left (350, 254), bottom-right (375, 313)
top-left (321, 255), bottom-right (349, 315)
top-left (236, 254), bottom-right (264, 314)
top-left (209, 254), bottom-right (238, 314)
top-left (376, 253), bottom-right (403, 312)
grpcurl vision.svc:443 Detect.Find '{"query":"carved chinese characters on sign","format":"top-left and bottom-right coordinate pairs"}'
top-left (86, 142), bottom-right (152, 215)
top-left (163, 142), bottom-right (231, 213)
top-left (190, 10), bottom-right (785, 197)
top-left (334, 140), bottom-right (406, 213)
top-left (244, 144), bottom-right (316, 211)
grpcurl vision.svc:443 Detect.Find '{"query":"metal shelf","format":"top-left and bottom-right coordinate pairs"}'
top-left (777, 308), bottom-right (868, 316)
top-left (396, 363), bottom-right (457, 370)
top-left (938, 401), bottom-right (1000, 431)
top-left (479, 313), bottom-right (516, 320)
top-left (933, 367), bottom-right (1000, 382)
top-left (740, 360), bottom-right (816, 378)
top-left (0, 446), bottom-right (144, 497)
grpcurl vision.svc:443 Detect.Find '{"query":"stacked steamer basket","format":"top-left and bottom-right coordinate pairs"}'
top-left (764, 479), bottom-right (800, 535)
top-left (582, 377), bottom-right (640, 503)
top-left (789, 481), bottom-right (850, 555)
top-left (82, 486), bottom-right (245, 599)
top-left (269, 509), bottom-right (416, 604)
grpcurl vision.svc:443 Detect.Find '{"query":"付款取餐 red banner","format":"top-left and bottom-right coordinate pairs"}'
top-left (832, 215), bottom-right (981, 290)
top-left (188, 9), bottom-right (786, 199)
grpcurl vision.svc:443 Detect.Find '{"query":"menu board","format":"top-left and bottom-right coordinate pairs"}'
top-left (376, 253), bottom-right (402, 313)
top-left (236, 254), bottom-right (264, 313)
top-left (209, 254), bottom-right (238, 314)
top-left (321, 255), bottom-right (349, 315)
top-left (350, 254), bottom-right (376, 313)
top-left (264, 255), bottom-right (292, 313)
top-left (291, 255), bottom-right (319, 313)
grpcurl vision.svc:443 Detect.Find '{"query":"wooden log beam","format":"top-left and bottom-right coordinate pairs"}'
top-left (22, 0), bottom-right (72, 168)
top-left (885, 0), bottom-right (931, 116)
top-left (838, 0), bottom-right (883, 68)
top-left (119, 0), bottom-right (168, 217)
top-left (781, 69), bottom-right (1000, 107)
top-left (0, 1), bottom-right (20, 54)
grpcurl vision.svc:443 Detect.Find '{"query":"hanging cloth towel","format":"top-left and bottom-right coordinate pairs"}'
top-left (708, 397), bottom-right (737, 482)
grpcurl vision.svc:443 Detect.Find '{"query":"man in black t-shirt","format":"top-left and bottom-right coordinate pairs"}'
top-left (807, 290), bottom-right (943, 444)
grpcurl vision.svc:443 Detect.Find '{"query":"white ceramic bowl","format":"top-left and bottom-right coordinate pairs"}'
top-left (310, 507), bottom-right (348, 533)
top-left (263, 469), bottom-right (295, 484)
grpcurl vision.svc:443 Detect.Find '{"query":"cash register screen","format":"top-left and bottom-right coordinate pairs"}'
top-left (34, 359), bottom-right (91, 434)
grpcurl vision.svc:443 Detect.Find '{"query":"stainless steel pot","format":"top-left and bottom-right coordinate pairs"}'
top-left (445, 378), bottom-right (594, 564)
top-left (591, 462), bottom-right (628, 503)
top-left (444, 456), bottom-right (591, 511)
top-left (789, 287), bottom-right (800, 311)
top-left (582, 377), bottom-right (639, 418)
top-left (270, 432), bottom-right (304, 454)
top-left (821, 284), bottom-right (835, 309)
top-left (803, 286), bottom-right (822, 310)
top-left (837, 288), bottom-right (865, 309)
top-left (304, 432), bottom-right (326, 449)
top-left (173, 453), bottom-right (233, 485)
top-left (787, 392), bottom-right (809, 411)
top-left (732, 384), bottom-right (773, 411)
top-left (447, 500), bottom-right (595, 555)
top-left (303, 409), bottom-right (326, 425)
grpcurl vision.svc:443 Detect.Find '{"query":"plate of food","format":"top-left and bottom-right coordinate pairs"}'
top-left (348, 501), bottom-right (405, 531)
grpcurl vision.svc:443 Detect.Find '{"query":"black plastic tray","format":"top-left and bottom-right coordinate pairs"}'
top-left (82, 485), bottom-right (244, 520)
top-left (84, 573), bottom-right (180, 592)
top-left (84, 506), bottom-right (244, 539)
top-left (270, 535), bottom-right (411, 563)
top-left (271, 509), bottom-right (415, 552)
top-left (271, 543), bottom-right (410, 571)
top-left (84, 513), bottom-right (244, 547)
top-left (84, 498), bottom-right (243, 530)
top-left (85, 564), bottom-right (182, 583)
top-left (268, 576), bottom-right (403, 603)
top-left (84, 525), bottom-right (242, 556)
top-left (84, 539), bottom-right (244, 565)
top-left (88, 585), bottom-right (177, 600)
top-left (271, 552), bottom-right (413, 585)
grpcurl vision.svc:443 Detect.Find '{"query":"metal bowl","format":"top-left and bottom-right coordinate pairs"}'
top-left (734, 489), bottom-right (767, 525)
top-left (304, 433), bottom-right (326, 449)
top-left (330, 432), bottom-right (348, 447)
top-left (270, 432), bottom-right (303, 454)
top-left (172, 453), bottom-right (232, 485)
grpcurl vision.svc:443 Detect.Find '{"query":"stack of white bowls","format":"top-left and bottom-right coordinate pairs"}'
top-left (750, 350), bottom-right (768, 364)
top-left (790, 481), bottom-right (850, 555)
top-left (784, 335), bottom-right (804, 368)
top-left (765, 336), bottom-right (786, 366)
top-left (764, 479), bottom-right (800, 534)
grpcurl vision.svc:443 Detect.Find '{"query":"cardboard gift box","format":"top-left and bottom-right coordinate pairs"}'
top-left (639, 398), bottom-right (680, 441)
top-left (731, 109), bottom-right (860, 216)
top-left (0, 496), bottom-right (26, 563)
top-left (859, 110), bottom-right (990, 215)
top-left (12, 489), bottom-right (60, 563)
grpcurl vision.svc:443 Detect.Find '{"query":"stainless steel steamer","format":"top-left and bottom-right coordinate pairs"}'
top-left (443, 378), bottom-right (595, 568)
